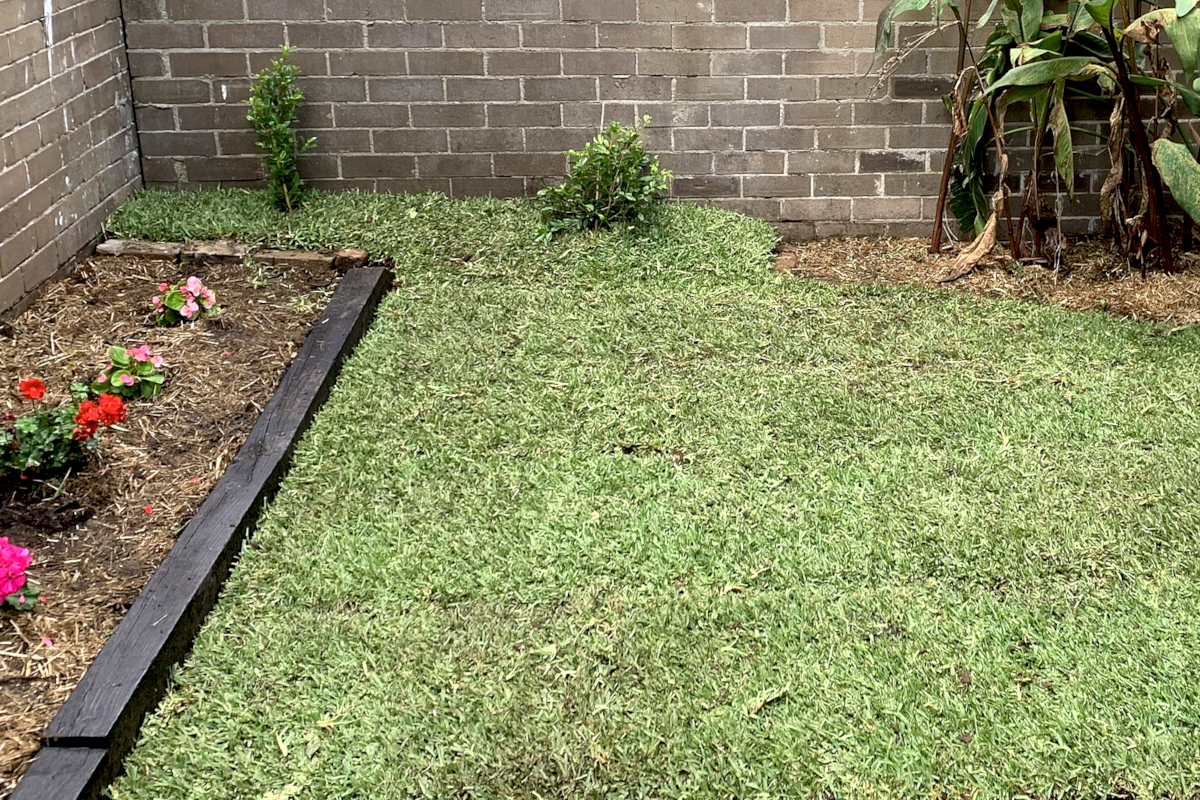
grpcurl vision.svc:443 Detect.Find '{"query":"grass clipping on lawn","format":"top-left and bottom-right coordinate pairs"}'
top-left (110, 192), bottom-right (1200, 800)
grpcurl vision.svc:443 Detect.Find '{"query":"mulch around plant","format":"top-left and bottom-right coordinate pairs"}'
top-left (0, 253), bottom-right (339, 797)
top-left (775, 237), bottom-right (1200, 325)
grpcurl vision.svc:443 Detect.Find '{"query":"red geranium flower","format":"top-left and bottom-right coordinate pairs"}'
top-left (18, 378), bottom-right (46, 400)
top-left (73, 400), bottom-right (101, 441)
top-left (97, 394), bottom-right (127, 426)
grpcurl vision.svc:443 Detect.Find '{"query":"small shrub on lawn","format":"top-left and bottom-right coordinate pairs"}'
top-left (92, 345), bottom-right (166, 399)
top-left (247, 45), bottom-right (316, 213)
top-left (1, 537), bottom-right (40, 611)
top-left (1, 378), bottom-right (126, 482)
top-left (537, 117), bottom-right (672, 242)
top-left (152, 277), bottom-right (218, 326)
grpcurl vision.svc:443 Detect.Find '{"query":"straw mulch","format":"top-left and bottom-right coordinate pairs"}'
top-left (776, 238), bottom-right (1200, 325)
top-left (0, 254), bottom-right (338, 797)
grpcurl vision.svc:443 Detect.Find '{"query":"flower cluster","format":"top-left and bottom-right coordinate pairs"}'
top-left (153, 276), bottom-right (218, 326)
top-left (0, 537), bottom-right (39, 611)
top-left (19, 378), bottom-right (46, 400)
top-left (92, 345), bottom-right (166, 399)
top-left (73, 393), bottom-right (127, 441)
top-left (2, 379), bottom-right (124, 480)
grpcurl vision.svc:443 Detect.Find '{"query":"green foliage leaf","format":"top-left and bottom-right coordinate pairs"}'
top-left (874, 0), bottom-right (939, 56)
top-left (1085, 0), bottom-right (1116, 30)
top-left (986, 55), bottom-right (1100, 92)
top-left (977, 0), bottom-right (1005, 27)
top-left (1126, 6), bottom-right (1200, 83)
top-left (1153, 139), bottom-right (1200, 226)
top-left (1049, 80), bottom-right (1075, 197)
top-left (1021, 0), bottom-right (1045, 40)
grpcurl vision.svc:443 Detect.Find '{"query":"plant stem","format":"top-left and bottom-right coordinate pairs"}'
top-left (1100, 22), bottom-right (1176, 273)
top-left (930, 0), bottom-right (974, 254)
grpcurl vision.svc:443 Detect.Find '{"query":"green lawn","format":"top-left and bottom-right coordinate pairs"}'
top-left (109, 191), bottom-right (1200, 800)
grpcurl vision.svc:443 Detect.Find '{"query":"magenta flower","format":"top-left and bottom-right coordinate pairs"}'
top-left (0, 537), bottom-right (33, 599)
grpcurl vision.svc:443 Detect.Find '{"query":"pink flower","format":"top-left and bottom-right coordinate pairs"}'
top-left (120, 374), bottom-right (136, 387)
top-left (150, 356), bottom-right (165, 369)
top-left (158, 283), bottom-right (169, 292)
top-left (185, 276), bottom-right (204, 296)
top-left (96, 373), bottom-right (108, 384)
top-left (0, 537), bottom-right (32, 598)
top-left (151, 295), bottom-right (162, 307)
top-left (41, 637), bottom-right (54, 647)
top-left (181, 301), bottom-right (199, 319)
top-left (126, 345), bottom-right (153, 363)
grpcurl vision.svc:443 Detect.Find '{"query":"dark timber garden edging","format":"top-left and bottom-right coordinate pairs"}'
top-left (10, 266), bottom-right (394, 800)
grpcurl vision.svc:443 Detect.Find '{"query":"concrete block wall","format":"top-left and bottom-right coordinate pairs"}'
top-left (0, 0), bottom-right (142, 314)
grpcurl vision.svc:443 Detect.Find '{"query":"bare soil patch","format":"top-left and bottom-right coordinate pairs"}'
top-left (0, 254), bottom-right (338, 797)
top-left (775, 238), bottom-right (1200, 325)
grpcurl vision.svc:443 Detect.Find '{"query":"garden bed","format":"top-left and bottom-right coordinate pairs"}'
top-left (776, 237), bottom-right (1200, 325)
top-left (0, 253), bottom-right (339, 796)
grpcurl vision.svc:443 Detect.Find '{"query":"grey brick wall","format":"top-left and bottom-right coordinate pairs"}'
top-left (121, 0), bottom-right (1101, 241)
top-left (0, 0), bottom-right (141, 314)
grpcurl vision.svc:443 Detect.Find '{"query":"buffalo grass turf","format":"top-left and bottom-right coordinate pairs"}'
top-left (108, 190), bottom-right (1200, 800)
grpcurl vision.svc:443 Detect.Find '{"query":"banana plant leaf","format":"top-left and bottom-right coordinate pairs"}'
top-left (1021, 0), bottom-right (1046, 40)
top-left (1126, 7), bottom-right (1200, 84)
top-left (986, 55), bottom-right (1101, 92)
top-left (875, 0), bottom-right (957, 56)
top-left (1049, 79), bottom-right (1075, 196)
top-left (1085, 0), bottom-right (1116, 30)
top-left (1129, 73), bottom-right (1200, 115)
top-left (1153, 139), bottom-right (1200, 224)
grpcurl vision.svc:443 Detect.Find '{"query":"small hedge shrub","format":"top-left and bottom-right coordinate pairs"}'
top-left (537, 117), bottom-right (672, 242)
top-left (248, 46), bottom-right (316, 213)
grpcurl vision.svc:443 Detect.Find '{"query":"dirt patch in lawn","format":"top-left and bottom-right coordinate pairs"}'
top-left (0, 254), bottom-right (338, 797)
top-left (775, 238), bottom-right (1200, 325)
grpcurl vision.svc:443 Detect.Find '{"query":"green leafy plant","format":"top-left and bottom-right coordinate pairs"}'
top-left (536, 117), bottom-right (673, 242)
top-left (152, 277), bottom-right (218, 326)
top-left (247, 45), bottom-right (316, 213)
top-left (1, 379), bottom-right (126, 483)
top-left (874, 0), bottom-right (1200, 274)
top-left (91, 345), bottom-right (166, 399)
